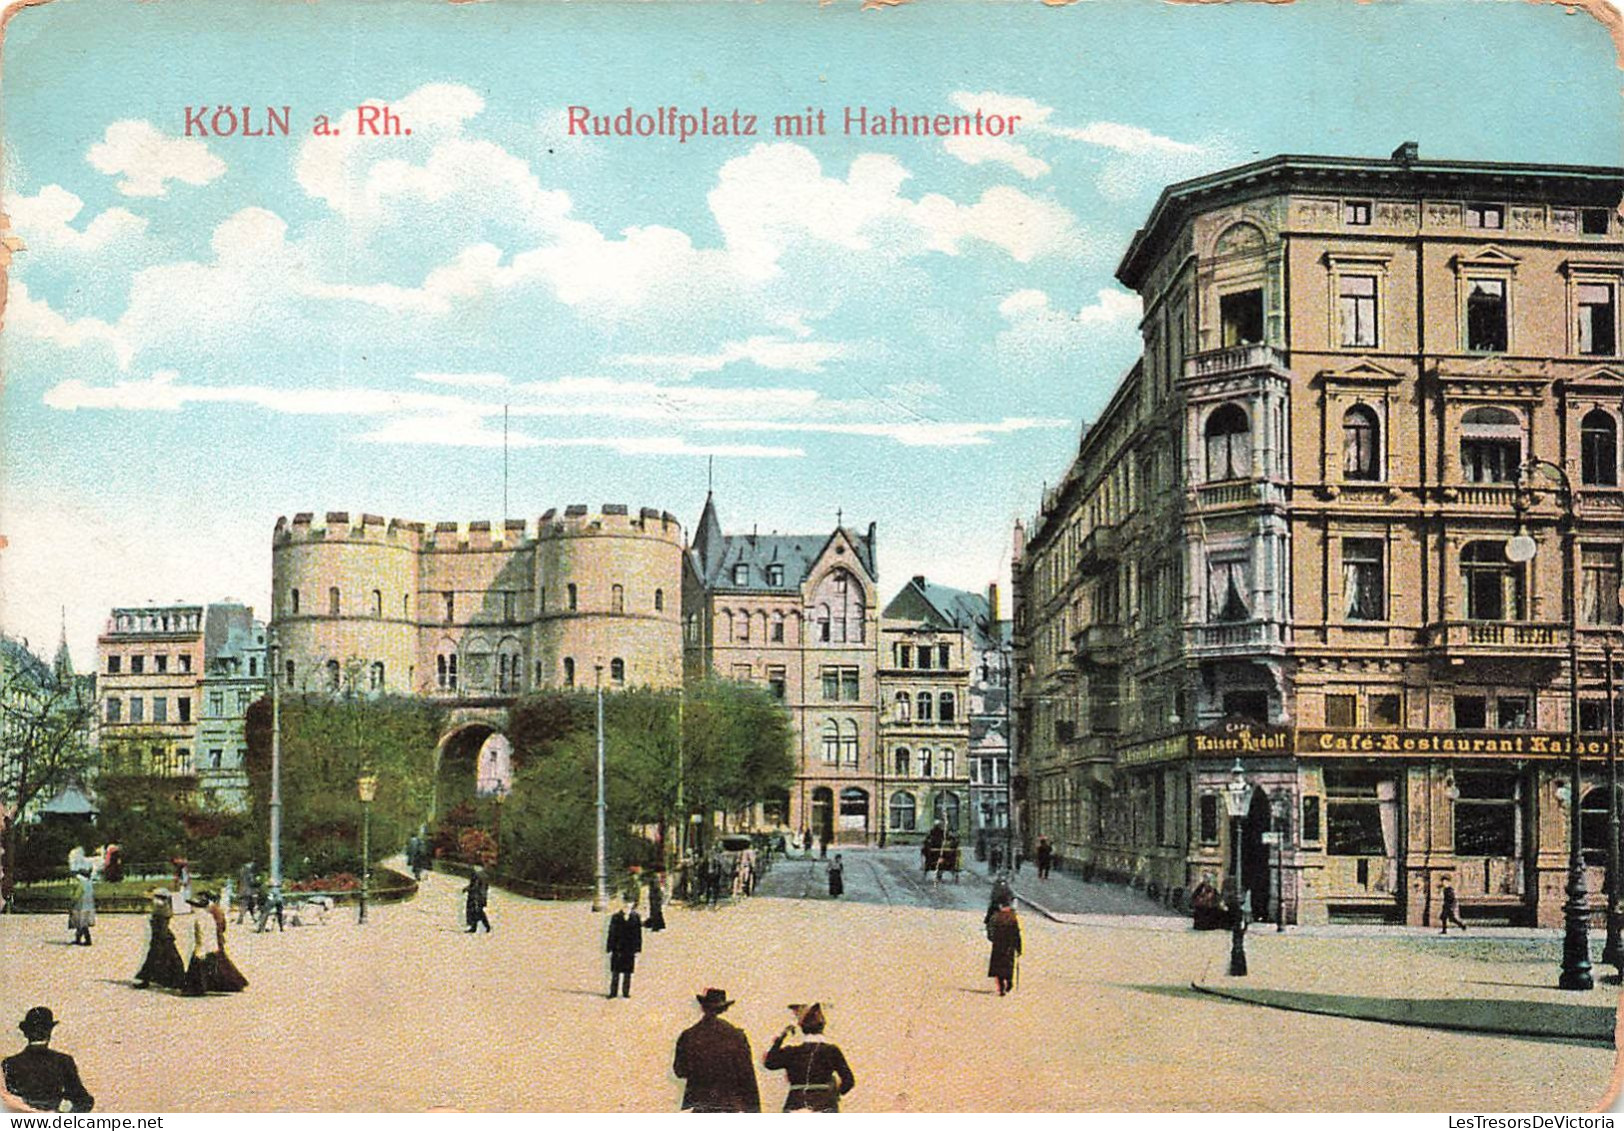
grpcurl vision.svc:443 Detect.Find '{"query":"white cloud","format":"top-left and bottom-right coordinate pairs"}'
top-left (86, 121), bottom-right (226, 198)
top-left (611, 336), bottom-right (846, 377)
top-left (950, 92), bottom-right (1199, 156)
top-left (912, 185), bottom-right (1085, 262)
top-left (999, 286), bottom-right (1139, 326)
top-left (995, 286), bottom-right (1141, 365)
top-left (8, 185), bottom-right (147, 254)
top-left (941, 135), bottom-right (1050, 180)
top-left (8, 281), bottom-right (131, 367)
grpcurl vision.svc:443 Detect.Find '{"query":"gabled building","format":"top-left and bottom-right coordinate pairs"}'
top-left (684, 493), bottom-right (881, 844)
top-left (877, 578), bottom-right (973, 845)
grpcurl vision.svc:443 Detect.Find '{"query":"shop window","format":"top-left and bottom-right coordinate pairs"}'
top-left (1578, 284), bottom-right (1617, 356)
top-left (1204, 404), bottom-right (1251, 482)
top-left (1583, 546), bottom-right (1624, 626)
top-left (1454, 772), bottom-right (1518, 857)
top-left (1199, 794), bottom-right (1220, 844)
top-left (1324, 770), bottom-right (1390, 857)
top-left (1466, 277), bottom-right (1508, 352)
top-left (1325, 694), bottom-right (1357, 728)
top-left (1461, 541), bottom-right (1523, 620)
top-left (1220, 289), bottom-right (1264, 346)
top-left (1581, 410), bottom-right (1619, 486)
top-left (1454, 695), bottom-right (1488, 729)
top-left (1342, 538), bottom-right (1385, 621)
top-left (1343, 405), bottom-right (1381, 480)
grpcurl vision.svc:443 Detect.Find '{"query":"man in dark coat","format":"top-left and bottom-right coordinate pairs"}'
top-left (1035, 837), bottom-right (1053, 880)
top-left (236, 862), bottom-right (259, 925)
top-left (673, 988), bottom-right (761, 1112)
top-left (2, 1008), bottom-right (93, 1113)
top-left (606, 898), bottom-right (643, 998)
top-left (464, 867), bottom-right (491, 933)
top-left (922, 822), bottom-right (945, 875)
top-left (764, 1003), bottom-right (856, 1112)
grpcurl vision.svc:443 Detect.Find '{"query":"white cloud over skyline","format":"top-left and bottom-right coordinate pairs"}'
top-left (86, 120), bottom-right (226, 198)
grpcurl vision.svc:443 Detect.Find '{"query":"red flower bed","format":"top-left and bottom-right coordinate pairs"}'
top-left (285, 873), bottom-right (360, 892)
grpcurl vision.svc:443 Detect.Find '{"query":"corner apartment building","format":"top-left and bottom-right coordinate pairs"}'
top-left (1013, 144), bottom-right (1624, 926)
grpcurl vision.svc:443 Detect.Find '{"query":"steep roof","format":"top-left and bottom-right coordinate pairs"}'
top-left (690, 496), bottom-right (876, 593)
top-left (884, 578), bottom-right (1008, 651)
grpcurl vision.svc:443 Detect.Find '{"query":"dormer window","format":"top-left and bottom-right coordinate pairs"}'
top-left (733, 563), bottom-right (750, 586)
top-left (767, 564), bottom-right (784, 587)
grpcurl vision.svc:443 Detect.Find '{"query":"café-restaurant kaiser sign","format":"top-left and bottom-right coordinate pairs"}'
top-left (1303, 730), bottom-right (1622, 758)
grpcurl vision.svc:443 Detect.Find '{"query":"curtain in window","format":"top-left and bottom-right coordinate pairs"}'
top-left (1376, 780), bottom-right (1399, 892)
top-left (1208, 558), bottom-right (1251, 622)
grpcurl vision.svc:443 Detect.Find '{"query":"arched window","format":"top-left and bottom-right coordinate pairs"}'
top-left (290, 588), bottom-right (300, 615)
top-left (737, 612), bottom-right (751, 641)
top-left (934, 790), bottom-right (961, 832)
top-left (611, 658), bottom-right (626, 686)
top-left (917, 691), bottom-right (934, 722)
top-left (372, 589), bottom-right (383, 617)
top-left (1462, 541), bottom-right (1523, 621)
top-left (920, 747), bottom-right (934, 778)
top-left (436, 651), bottom-right (458, 691)
top-left (841, 720), bottom-right (859, 766)
top-left (497, 638), bottom-right (524, 693)
top-left (611, 584), bottom-right (625, 613)
top-left (939, 692), bottom-right (957, 724)
top-left (894, 747), bottom-right (911, 776)
top-left (1582, 409), bottom-right (1618, 486)
top-left (369, 661), bottom-right (385, 691)
top-left (563, 657), bottom-right (576, 689)
top-left (815, 604), bottom-right (831, 642)
top-left (894, 692), bottom-right (911, 722)
top-left (567, 584), bottom-right (578, 611)
top-left (326, 659), bottom-right (341, 690)
top-left (1460, 406), bottom-right (1522, 483)
top-left (654, 588), bottom-right (665, 612)
top-left (889, 791), bottom-right (917, 832)
top-left (1343, 405), bottom-right (1380, 481)
top-left (771, 611), bottom-right (785, 643)
top-left (1205, 404), bottom-right (1251, 482)
top-left (810, 569), bottom-right (864, 644)
top-left (821, 721), bottom-right (840, 764)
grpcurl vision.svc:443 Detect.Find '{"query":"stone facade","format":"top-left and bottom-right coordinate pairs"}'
top-left (269, 506), bottom-right (685, 702)
top-left (1014, 144), bottom-right (1624, 926)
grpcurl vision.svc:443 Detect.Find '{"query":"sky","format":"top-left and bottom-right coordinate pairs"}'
top-left (0, 0), bottom-right (1619, 666)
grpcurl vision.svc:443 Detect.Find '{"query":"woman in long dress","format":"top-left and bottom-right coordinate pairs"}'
top-left (646, 870), bottom-right (666, 932)
top-left (134, 890), bottom-right (187, 989)
top-left (184, 893), bottom-right (247, 995)
top-left (205, 894), bottom-right (249, 992)
top-left (986, 899), bottom-right (1022, 996)
top-left (68, 872), bottom-right (96, 946)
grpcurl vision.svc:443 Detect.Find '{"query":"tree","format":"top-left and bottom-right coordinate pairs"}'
top-left (0, 654), bottom-right (95, 898)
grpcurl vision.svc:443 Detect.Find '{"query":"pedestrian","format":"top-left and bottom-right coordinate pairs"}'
top-left (184, 893), bottom-right (247, 996)
top-left (672, 988), bottom-right (761, 1113)
top-left (464, 866), bottom-right (491, 933)
top-left (818, 833), bottom-right (828, 860)
top-left (800, 826), bottom-right (811, 856)
top-left (989, 844), bottom-right (1003, 873)
top-left (68, 872), bottom-right (95, 946)
top-left (923, 822), bottom-right (944, 876)
top-left (133, 889), bottom-right (187, 990)
top-left (171, 858), bottom-right (192, 915)
top-left (646, 869), bottom-right (666, 932)
top-left (1014, 848), bottom-right (1025, 874)
top-left (985, 872), bottom-right (1014, 927)
top-left (1440, 881), bottom-right (1467, 934)
top-left (606, 897), bottom-right (643, 999)
top-left (406, 833), bottom-right (424, 882)
top-left (764, 1003), bottom-right (855, 1112)
top-left (1036, 837), bottom-right (1053, 880)
top-left (254, 885), bottom-right (285, 933)
top-left (100, 843), bottom-right (123, 884)
top-left (938, 832), bottom-right (960, 883)
top-left (236, 862), bottom-right (258, 925)
top-left (2, 1008), bottom-right (93, 1113)
top-left (828, 853), bottom-right (845, 898)
top-left (986, 896), bottom-right (1022, 997)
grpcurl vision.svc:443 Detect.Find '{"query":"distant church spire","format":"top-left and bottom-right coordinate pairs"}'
top-left (52, 605), bottom-right (74, 682)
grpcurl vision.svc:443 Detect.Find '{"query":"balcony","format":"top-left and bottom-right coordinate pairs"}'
top-left (1072, 623), bottom-right (1125, 668)
top-left (1439, 484), bottom-right (1520, 508)
top-left (1184, 619), bottom-right (1287, 657)
top-left (1076, 523), bottom-right (1120, 574)
top-left (1422, 620), bottom-right (1569, 657)
top-left (1193, 480), bottom-right (1289, 512)
top-left (1183, 343), bottom-right (1289, 382)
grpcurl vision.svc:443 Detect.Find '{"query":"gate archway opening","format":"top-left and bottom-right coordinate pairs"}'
top-left (433, 723), bottom-right (514, 862)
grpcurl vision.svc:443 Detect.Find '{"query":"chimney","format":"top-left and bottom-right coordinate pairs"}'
top-left (1391, 140), bottom-right (1418, 165)
top-left (987, 582), bottom-right (1000, 623)
top-left (913, 575), bottom-right (926, 589)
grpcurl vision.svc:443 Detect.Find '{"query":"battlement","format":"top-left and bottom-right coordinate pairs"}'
top-left (274, 505), bottom-right (684, 551)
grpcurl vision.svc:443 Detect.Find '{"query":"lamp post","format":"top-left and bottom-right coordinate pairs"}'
top-left (1223, 758), bottom-right (1252, 976)
top-left (268, 629), bottom-right (283, 908)
top-left (1507, 457), bottom-right (1591, 991)
top-left (357, 773), bottom-right (377, 924)
top-left (1604, 642), bottom-right (1621, 973)
top-left (1271, 792), bottom-right (1287, 932)
top-left (593, 661), bottom-right (608, 913)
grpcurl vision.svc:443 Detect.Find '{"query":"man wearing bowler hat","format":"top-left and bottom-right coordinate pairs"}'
top-left (672, 988), bottom-right (761, 1112)
top-left (2, 1008), bottom-right (93, 1113)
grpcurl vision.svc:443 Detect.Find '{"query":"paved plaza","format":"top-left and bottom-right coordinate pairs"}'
top-left (2, 849), bottom-right (1618, 1112)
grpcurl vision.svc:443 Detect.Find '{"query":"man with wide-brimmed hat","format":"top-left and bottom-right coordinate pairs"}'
top-left (672, 988), bottom-right (760, 1112)
top-left (764, 1002), bottom-right (856, 1112)
top-left (2, 1008), bottom-right (93, 1113)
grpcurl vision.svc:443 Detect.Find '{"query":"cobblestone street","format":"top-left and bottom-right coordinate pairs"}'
top-left (3, 850), bottom-right (1616, 1112)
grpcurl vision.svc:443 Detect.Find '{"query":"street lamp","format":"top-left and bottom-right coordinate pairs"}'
top-left (357, 772), bottom-right (378, 925)
top-left (1223, 758), bottom-right (1252, 976)
top-left (267, 628), bottom-right (284, 914)
top-left (593, 661), bottom-right (608, 913)
top-left (1271, 791), bottom-right (1287, 932)
top-left (1507, 457), bottom-right (1592, 991)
